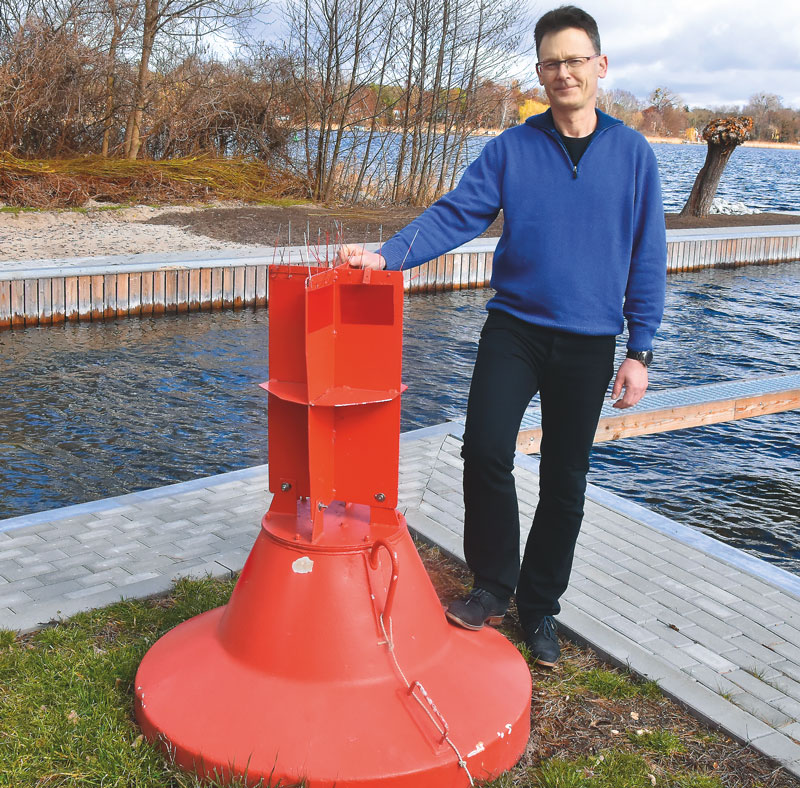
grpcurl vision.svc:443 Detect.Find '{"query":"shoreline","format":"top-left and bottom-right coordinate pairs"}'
top-left (644, 134), bottom-right (800, 150)
top-left (1, 203), bottom-right (800, 263)
top-left (324, 122), bottom-right (800, 150)
top-left (467, 127), bottom-right (800, 150)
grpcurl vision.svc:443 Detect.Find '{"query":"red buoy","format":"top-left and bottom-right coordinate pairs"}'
top-left (134, 263), bottom-right (531, 787)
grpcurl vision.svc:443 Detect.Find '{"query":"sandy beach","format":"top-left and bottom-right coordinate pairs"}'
top-left (644, 135), bottom-right (800, 150)
top-left (2, 202), bottom-right (800, 264)
top-left (0, 204), bottom-right (255, 263)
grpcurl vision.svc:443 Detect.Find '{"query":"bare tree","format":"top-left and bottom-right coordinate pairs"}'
top-left (744, 92), bottom-right (783, 141)
top-left (142, 50), bottom-right (294, 160)
top-left (0, 2), bottom-right (108, 155)
top-left (597, 87), bottom-right (643, 128)
top-left (399, 0), bottom-right (525, 203)
top-left (99, 0), bottom-right (138, 156)
top-left (283, 0), bottom-right (526, 204)
top-left (122, 0), bottom-right (266, 159)
top-left (285, 0), bottom-right (400, 200)
top-left (649, 86), bottom-right (681, 112)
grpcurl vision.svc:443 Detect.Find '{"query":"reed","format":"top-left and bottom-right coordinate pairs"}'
top-left (0, 154), bottom-right (308, 209)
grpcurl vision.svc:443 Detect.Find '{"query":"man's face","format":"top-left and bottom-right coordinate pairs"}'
top-left (537, 27), bottom-right (607, 115)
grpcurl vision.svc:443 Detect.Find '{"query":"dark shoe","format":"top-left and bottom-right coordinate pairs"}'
top-left (525, 616), bottom-right (560, 667)
top-left (446, 588), bottom-right (509, 631)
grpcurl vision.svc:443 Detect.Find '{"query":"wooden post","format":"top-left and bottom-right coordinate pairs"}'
top-left (65, 277), bottom-right (80, 322)
top-left (91, 275), bottom-right (105, 320)
top-left (245, 266), bottom-right (256, 307)
top-left (116, 274), bottom-right (129, 317)
top-left (179, 271), bottom-right (191, 312)
top-left (222, 267), bottom-right (234, 308)
top-left (51, 278), bottom-right (65, 323)
top-left (39, 278), bottom-right (53, 325)
top-left (201, 269), bottom-right (213, 310)
top-left (255, 265), bottom-right (268, 307)
top-left (141, 272), bottom-right (155, 316)
top-left (128, 273), bottom-right (142, 316)
top-left (153, 271), bottom-right (166, 315)
top-left (104, 274), bottom-right (118, 319)
top-left (0, 281), bottom-right (11, 328)
top-left (189, 270), bottom-right (201, 311)
top-left (10, 280), bottom-right (26, 326)
top-left (165, 271), bottom-right (178, 313)
top-left (24, 279), bottom-right (38, 326)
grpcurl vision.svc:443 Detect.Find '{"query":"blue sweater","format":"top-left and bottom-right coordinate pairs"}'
top-left (379, 110), bottom-right (667, 351)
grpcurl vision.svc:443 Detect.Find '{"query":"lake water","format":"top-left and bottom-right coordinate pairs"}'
top-left (335, 129), bottom-right (800, 213)
top-left (302, 129), bottom-right (800, 213)
top-left (2, 261), bottom-right (799, 572)
top-left (489, 138), bottom-right (800, 213)
top-left (650, 143), bottom-right (800, 213)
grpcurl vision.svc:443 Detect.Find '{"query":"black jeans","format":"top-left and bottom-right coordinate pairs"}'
top-left (461, 310), bottom-right (615, 630)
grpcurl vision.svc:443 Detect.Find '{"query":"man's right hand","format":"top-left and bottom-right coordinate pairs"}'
top-left (337, 244), bottom-right (387, 270)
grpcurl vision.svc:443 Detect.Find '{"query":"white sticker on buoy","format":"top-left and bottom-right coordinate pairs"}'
top-left (467, 742), bottom-right (485, 758)
top-left (292, 556), bottom-right (314, 574)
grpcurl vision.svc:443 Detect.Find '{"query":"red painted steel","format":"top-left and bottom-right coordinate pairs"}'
top-left (134, 263), bottom-right (532, 787)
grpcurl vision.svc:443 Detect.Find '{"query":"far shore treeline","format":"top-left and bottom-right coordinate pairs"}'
top-left (1, 0), bottom-right (799, 208)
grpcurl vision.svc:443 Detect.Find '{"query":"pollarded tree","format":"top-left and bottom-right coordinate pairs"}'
top-left (680, 116), bottom-right (753, 217)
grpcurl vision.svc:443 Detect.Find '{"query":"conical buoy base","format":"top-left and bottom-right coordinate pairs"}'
top-left (134, 504), bottom-right (531, 787)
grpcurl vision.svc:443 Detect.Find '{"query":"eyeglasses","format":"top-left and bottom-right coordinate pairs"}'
top-left (536, 54), bottom-right (600, 75)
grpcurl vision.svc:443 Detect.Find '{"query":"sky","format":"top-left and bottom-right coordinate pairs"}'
top-left (543, 0), bottom-right (800, 109)
top-left (247, 0), bottom-right (800, 111)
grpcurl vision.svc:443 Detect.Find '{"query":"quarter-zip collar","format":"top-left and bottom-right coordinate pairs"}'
top-left (525, 108), bottom-right (623, 178)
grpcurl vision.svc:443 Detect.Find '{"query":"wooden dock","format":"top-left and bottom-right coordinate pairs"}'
top-left (517, 373), bottom-right (800, 453)
top-left (1, 225), bottom-right (799, 329)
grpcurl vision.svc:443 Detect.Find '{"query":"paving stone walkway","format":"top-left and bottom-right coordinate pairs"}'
top-left (3, 423), bottom-right (800, 778)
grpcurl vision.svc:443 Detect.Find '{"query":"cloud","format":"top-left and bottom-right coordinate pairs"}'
top-left (563, 0), bottom-right (800, 108)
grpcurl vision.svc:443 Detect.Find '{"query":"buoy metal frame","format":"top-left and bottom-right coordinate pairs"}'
top-left (134, 263), bottom-right (532, 787)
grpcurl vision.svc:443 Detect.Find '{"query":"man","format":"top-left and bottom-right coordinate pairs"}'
top-left (339, 5), bottom-right (666, 666)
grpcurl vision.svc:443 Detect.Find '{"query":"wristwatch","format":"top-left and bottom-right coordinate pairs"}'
top-left (626, 349), bottom-right (653, 367)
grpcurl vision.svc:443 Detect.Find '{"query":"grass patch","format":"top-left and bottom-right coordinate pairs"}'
top-left (493, 752), bottom-right (728, 788)
top-left (569, 750), bottom-right (651, 787)
top-left (491, 750), bottom-right (701, 788)
top-left (252, 196), bottom-right (310, 208)
top-left (0, 575), bottom-right (256, 788)
top-left (671, 774), bottom-right (726, 788)
top-left (487, 753), bottom-right (729, 788)
top-left (64, 204), bottom-right (127, 214)
top-left (628, 728), bottom-right (685, 755)
top-left (559, 663), bottom-right (662, 701)
top-left (0, 629), bottom-right (16, 648)
top-left (526, 756), bottom-right (587, 787)
top-left (0, 205), bottom-right (39, 213)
